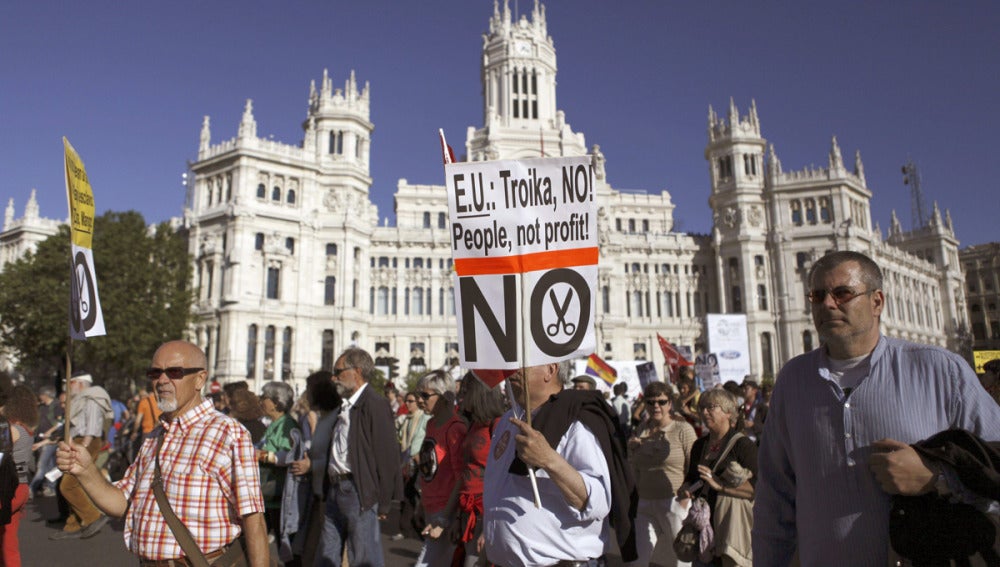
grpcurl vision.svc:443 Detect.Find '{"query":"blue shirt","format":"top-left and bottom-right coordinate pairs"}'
top-left (753, 336), bottom-right (1000, 567)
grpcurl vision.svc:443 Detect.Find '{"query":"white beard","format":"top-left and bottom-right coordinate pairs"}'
top-left (157, 398), bottom-right (178, 412)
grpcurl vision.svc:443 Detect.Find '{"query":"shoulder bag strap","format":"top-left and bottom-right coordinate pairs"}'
top-left (151, 431), bottom-right (212, 567)
top-left (710, 432), bottom-right (745, 475)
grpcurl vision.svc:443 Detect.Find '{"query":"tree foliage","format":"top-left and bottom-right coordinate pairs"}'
top-left (0, 211), bottom-right (193, 398)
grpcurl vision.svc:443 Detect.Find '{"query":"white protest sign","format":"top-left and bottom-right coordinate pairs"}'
top-left (706, 314), bottom-right (751, 384)
top-left (446, 156), bottom-right (597, 369)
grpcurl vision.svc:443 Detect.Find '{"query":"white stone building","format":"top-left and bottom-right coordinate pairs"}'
top-left (2, 1), bottom-right (970, 389)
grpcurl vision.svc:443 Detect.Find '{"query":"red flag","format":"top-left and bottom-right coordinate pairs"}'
top-left (439, 128), bottom-right (456, 165)
top-left (657, 334), bottom-right (692, 382)
top-left (585, 353), bottom-right (617, 385)
top-left (469, 368), bottom-right (517, 389)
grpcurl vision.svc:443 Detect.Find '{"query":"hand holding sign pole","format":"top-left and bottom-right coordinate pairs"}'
top-left (441, 129), bottom-right (598, 508)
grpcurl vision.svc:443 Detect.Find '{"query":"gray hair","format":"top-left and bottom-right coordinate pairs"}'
top-left (557, 360), bottom-right (573, 386)
top-left (261, 381), bottom-right (295, 413)
top-left (38, 385), bottom-right (57, 399)
top-left (699, 388), bottom-right (740, 427)
top-left (338, 347), bottom-right (375, 382)
top-left (417, 369), bottom-right (455, 396)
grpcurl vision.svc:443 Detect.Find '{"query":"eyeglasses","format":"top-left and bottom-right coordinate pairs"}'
top-left (417, 392), bottom-right (439, 401)
top-left (807, 287), bottom-right (875, 306)
top-left (332, 367), bottom-right (354, 377)
top-left (646, 399), bottom-right (671, 407)
top-left (146, 367), bottom-right (203, 380)
top-left (699, 404), bottom-right (722, 413)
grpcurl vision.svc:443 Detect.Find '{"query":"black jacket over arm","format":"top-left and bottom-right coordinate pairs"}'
top-left (347, 385), bottom-right (401, 516)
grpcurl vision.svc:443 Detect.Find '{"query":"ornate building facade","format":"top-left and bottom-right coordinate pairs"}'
top-left (1, 1), bottom-right (972, 387)
top-left (961, 242), bottom-right (1000, 352)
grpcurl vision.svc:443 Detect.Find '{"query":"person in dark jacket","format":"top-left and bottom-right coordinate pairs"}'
top-left (315, 348), bottom-right (400, 567)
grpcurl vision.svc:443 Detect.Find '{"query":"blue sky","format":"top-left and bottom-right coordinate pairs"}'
top-left (3, 1), bottom-right (998, 247)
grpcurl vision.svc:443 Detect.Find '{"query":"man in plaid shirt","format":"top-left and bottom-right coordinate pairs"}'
top-left (56, 340), bottom-right (269, 566)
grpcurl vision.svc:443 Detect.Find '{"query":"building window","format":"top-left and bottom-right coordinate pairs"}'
top-left (378, 256), bottom-right (390, 268)
top-left (754, 255), bottom-right (764, 267)
top-left (413, 287), bottom-right (424, 315)
top-left (805, 199), bottom-right (817, 224)
top-left (796, 252), bottom-right (808, 269)
top-left (264, 325), bottom-right (276, 380)
top-left (287, 190), bottom-right (296, 205)
top-left (634, 343), bottom-right (647, 361)
top-left (414, 258), bottom-right (424, 269)
top-left (602, 286), bottom-right (610, 314)
top-left (375, 287), bottom-right (389, 315)
top-left (731, 286), bottom-right (743, 313)
top-left (352, 279), bottom-right (358, 308)
top-left (281, 327), bottom-right (293, 380)
top-left (266, 267), bottom-right (280, 299)
top-left (255, 233), bottom-right (264, 251)
top-left (628, 219), bottom-right (636, 233)
top-left (272, 186), bottom-right (281, 201)
top-left (324, 276), bottom-right (336, 305)
top-left (246, 324), bottom-right (257, 378)
top-left (631, 291), bottom-right (643, 317)
top-left (326, 243), bottom-right (337, 256)
top-left (285, 237), bottom-right (295, 255)
top-left (321, 330), bottom-right (334, 371)
top-left (819, 197), bottom-right (831, 223)
top-left (791, 200), bottom-right (802, 225)
top-left (615, 219), bottom-right (622, 231)
top-left (758, 284), bottom-right (768, 311)
top-left (438, 212), bottom-right (446, 229)
top-left (423, 212), bottom-right (431, 228)
top-left (257, 184), bottom-right (266, 199)
top-left (761, 332), bottom-right (774, 378)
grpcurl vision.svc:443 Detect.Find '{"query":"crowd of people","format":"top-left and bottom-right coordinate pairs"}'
top-left (0, 250), bottom-right (999, 567)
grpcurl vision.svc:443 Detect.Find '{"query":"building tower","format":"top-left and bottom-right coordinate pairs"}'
top-left (466, 0), bottom-right (587, 161)
top-left (706, 99), bottom-right (779, 377)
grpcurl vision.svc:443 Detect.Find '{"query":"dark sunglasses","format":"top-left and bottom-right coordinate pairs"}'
top-left (146, 367), bottom-right (203, 380)
top-left (807, 287), bottom-right (874, 306)
top-left (417, 391), bottom-right (439, 401)
top-left (646, 399), bottom-right (670, 406)
top-left (332, 367), bottom-right (354, 377)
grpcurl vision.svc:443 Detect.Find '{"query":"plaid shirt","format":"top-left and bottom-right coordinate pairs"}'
top-left (114, 399), bottom-right (264, 560)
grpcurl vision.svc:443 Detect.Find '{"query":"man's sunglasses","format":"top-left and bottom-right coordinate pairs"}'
top-left (146, 367), bottom-right (204, 380)
top-left (332, 367), bottom-right (354, 377)
top-left (807, 287), bottom-right (874, 306)
top-left (417, 392), bottom-right (439, 400)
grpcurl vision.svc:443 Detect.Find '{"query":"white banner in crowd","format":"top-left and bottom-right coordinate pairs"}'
top-left (706, 314), bottom-right (750, 385)
top-left (446, 156), bottom-right (598, 369)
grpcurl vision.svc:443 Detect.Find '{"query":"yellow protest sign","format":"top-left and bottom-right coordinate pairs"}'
top-left (64, 137), bottom-right (96, 249)
top-left (973, 350), bottom-right (1000, 374)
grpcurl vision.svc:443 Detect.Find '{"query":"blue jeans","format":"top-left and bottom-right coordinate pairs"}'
top-left (316, 478), bottom-right (384, 567)
top-left (30, 443), bottom-right (57, 493)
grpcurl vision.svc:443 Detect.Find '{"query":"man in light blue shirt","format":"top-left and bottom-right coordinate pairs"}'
top-left (753, 250), bottom-right (1000, 566)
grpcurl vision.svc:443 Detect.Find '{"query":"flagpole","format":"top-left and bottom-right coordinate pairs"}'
top-left (520, 273), bottom-right (542, 508)
top-left (64, 337), bottom-right (73, 442)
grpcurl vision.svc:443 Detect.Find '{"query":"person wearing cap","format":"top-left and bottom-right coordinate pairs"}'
top-left (571, 374), bottom-right (597, 391)
top-left (51, 371), bottom-right (113, 540)
top-left (754, 250), bottom-right (1000, 566)
top-left (56, 340), bottom-right (268, 566)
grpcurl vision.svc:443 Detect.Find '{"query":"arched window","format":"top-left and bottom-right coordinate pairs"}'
top-left (285, 238), bottom-right (295, 255)
top-left (805, 199), bottom-right (817, 224)
top-left (438, 212), bottom-right (446, 229)
top-left (423, 212), bottom-right (431, 228)
top-left (281, 327), bottom-right (293, 380)
top-left (819, 197), bottom-right (831, 223)
top-left (264, 325), bottom-right (276, 380)
top-left (257, 184), bottom-right (266, 199)
top-left (326, 243), bottom-right (337, 256)
top-left (272, 186), bottom-right (281, 201)
top-left (413, 288), bottom-right (424, 315)
top-left (324, 276), bottom-right (336, 305)
top-left (791, 200), bottom-right (802, 225)
top-left (255, 233), bottom-right (264, 250)
top-left (246, 325), bottom-right (257, 378)
top-left (286, 189), bottom-right (296, 204)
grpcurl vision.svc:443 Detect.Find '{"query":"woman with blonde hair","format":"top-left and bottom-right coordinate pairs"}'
top-left (678, 389), bottom-right (757, 567)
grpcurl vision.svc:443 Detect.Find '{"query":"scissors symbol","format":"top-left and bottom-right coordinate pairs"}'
top-left (545, 288), bottom-right (576, 337)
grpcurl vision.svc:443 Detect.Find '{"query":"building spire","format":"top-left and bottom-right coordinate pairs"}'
top-left (25, 189), bottom-right (39, 219)
top-left (4, 198), bottom-right (13, 230)
top-left (854, 150), bottom-right (866, 185)
top-left (945, 209), bottom-right (954, 232)
top-left (727, 97), bottom-right (738, 126)
top-left (749, 99), bottom-right (759, 129)
top-left (238, 99), bottom-right (257, 140)
top-left (199, 115), bottom-right (211, 154)
top-left (768, 144), bottom-right (783, 178)
top-left (828, 136), bottom-right (844, 172)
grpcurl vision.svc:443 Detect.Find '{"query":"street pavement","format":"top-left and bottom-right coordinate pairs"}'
top-left (19, 495), bottom-right (652, 566)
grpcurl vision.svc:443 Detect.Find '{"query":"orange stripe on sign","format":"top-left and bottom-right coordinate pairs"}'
top-left (455, 247), bottom-right (599, 276)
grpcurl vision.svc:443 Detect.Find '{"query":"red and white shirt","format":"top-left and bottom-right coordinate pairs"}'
top-left (114, 399), bottom-right (264, 560)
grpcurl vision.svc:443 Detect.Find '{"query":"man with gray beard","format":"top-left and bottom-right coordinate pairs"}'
top-left (56, 340), bottom-right (269, 566)
top-left (316, 347), bottom-right (400, 567)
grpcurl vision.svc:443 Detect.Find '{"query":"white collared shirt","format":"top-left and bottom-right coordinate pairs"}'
top-left (328, 382), bottom-right (367, 476)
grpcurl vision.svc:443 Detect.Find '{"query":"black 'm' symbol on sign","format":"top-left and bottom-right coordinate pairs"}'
top-left (530, 268), bottom-right (590, 357)
top-left (70, 250), bottom-right (97, 334)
